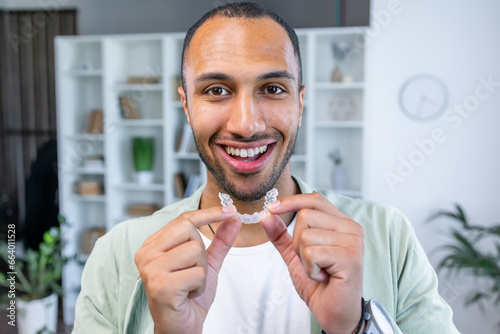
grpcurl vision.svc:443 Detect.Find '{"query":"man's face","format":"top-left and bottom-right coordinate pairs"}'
top-left (180, 16), bottom-right (305, 201)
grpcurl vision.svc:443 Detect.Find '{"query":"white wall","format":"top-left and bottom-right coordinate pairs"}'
top-left (365, 0), bottom-right (500, 333)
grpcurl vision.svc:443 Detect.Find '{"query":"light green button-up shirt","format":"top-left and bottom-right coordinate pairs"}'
top-left (73, 177), bottom-right (460, 333)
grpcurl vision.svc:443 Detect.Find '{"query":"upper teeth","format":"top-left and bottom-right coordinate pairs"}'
top-left (225, 145), bottom-right (268, 157)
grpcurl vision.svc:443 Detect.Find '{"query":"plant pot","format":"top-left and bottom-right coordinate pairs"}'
top-left (17, 293), bottom-right (58, 334)
top-left (134, 170), bottom-right (154, 184)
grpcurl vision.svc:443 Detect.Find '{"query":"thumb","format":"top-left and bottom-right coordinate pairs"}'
top-left (205, 212), bottom-right (242, 273)
top-left (260, 214), bottom-right (295, 267)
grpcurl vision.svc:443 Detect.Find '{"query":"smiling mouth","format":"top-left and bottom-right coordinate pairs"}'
top-left (224, 144), bottom-right (269, 161)
top-left (217, 142), bottom-right (273, 173)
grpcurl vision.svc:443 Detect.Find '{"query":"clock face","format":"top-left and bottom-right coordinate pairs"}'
top-left (398, 74), bottom-right (449, 122)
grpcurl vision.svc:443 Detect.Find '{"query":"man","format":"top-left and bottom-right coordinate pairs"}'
top-left (73, 3), bottom-right (459, 333)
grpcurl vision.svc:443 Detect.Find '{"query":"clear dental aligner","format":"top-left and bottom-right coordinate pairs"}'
top-left (219, 188), bottom-right (278, 224)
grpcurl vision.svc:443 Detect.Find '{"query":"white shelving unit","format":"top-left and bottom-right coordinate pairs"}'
top-left (55, 27), bottom-right (367, 324)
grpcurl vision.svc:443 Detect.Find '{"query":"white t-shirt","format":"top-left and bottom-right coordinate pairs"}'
top-left (200, 217), bottom-right (310, 334)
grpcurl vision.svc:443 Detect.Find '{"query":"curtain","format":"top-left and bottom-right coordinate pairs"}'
top-left (0, 9), bottom-right (77, 237)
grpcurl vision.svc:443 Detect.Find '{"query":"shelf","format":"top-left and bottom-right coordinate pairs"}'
top-left (173, 152), bottom-right (199, 160)
top-left (314, 121), bottom-right (363, 128)
top-left (69, 195), bottom-right (106, 202)
top-left (114, 183), bottom-right (165, 191)
top-left (315, 82), bottom-right (364, 90)
top-left (115, 83), bottom-right (163, 91)
top-left (66, 134), bottom-right (105, 141)
top-left (67, 167), bottom-right (106, 175)
top-left (113, 119), bottom-right (164, 127)
top-left (65, 69), bottom-right (103, 76)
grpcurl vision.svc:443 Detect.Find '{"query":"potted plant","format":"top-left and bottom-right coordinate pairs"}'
top-left (132, 137), bottom-right (155, 184)
top-left (0, 216), bottom-right (67, 334)
top-left (428, 204), bottom-right (500, 313)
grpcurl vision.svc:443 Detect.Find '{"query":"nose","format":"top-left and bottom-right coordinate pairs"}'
top-left (226, 91), bottom-right (265, 138)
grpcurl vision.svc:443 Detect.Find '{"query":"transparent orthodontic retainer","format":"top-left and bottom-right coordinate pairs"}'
top-left (219, 188), bottom-right (278, 224)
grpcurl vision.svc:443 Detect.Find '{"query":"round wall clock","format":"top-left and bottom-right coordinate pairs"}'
top-left (398, 74), bottom-right (449, 122)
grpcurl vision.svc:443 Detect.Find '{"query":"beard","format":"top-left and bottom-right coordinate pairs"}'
top-left (192, 129), bottom-right (298, 202)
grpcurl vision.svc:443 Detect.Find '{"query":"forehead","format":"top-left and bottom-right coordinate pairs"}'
top-left (184, 16), bottom-right (298, 81)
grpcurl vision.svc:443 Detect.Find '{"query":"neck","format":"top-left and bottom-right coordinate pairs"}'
top-left (199, 167), bottom-right (300, 247)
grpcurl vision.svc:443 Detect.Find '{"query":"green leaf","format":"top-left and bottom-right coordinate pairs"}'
top-left (465, 291), bottom-right (488, 306)
top-left (132, 137), bottom-right (154, 171)
top-left (4, 224), bottom-right (69, 300)
top-left (429, 203), bottom-right (500, 311)
top-left (0, 272), bottom-right (6, 283)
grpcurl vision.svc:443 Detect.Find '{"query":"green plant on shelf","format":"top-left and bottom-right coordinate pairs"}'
top-left (132, 137), bottom-right (155, 171)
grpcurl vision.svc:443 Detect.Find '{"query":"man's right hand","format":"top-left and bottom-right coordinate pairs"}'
top-left (134, 205), bottom-right (241, 334)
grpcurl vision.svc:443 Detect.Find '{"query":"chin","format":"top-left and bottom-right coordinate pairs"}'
top-left (216, 168), bottom-right (282, 202)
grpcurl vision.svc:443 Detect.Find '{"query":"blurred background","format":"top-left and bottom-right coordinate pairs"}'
top-left (0, 0), bottom-right (498, 333)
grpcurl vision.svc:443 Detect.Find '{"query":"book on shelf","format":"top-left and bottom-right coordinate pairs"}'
top-left (177, 123), bottom-right (194, 153)
top-left (82, 228), bottom-right (106, 254)
top-left (126, 76), bottom-right (160, 85)
top-left (184, 174), bottom-right (201, 198)
top-left (119, 95), bottom-right (141, 119)
top-left (127, 203), bottom-right (160, 217)
top-left (173, 173), bottom-right (186, 198)
top-left (85, 109), bottom-right (103, 134)
top-left (74, 180), bottom-right (104, 195)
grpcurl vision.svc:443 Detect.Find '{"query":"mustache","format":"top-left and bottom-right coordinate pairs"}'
top-left (210, 133), bottom-right (282, 143)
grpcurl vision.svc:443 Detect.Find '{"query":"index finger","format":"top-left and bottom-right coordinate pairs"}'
top-left (178, 205), bottom-right (237, 228)
top-left (267, 192), bottom-right (349, 219)
top-left (142, 205), bottom-right (236, 249)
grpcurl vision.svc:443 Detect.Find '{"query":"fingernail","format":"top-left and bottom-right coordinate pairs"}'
top-left (312, 270), bottom-right (328, 282)
top-left (266, 200), bottom-right (280, 210)
top-left (222, 205), bottom-right (236, 214)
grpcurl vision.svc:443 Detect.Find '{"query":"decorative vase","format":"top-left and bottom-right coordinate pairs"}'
top-left (331, 164), bottom-right (346, 190)
top-left (331, 41), bottom-right (352, 83)
top-left (331, 65), bottom-right (343, 82)
top-left (134, 170), bottom-right (155, 184)
top-left (17, 293), bottom-right (58, 334)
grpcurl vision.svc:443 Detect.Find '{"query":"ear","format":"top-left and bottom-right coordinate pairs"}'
top-left (298, 85), bottom-right (306, 128)
top-left (178, 86), bottom-right (191, 125)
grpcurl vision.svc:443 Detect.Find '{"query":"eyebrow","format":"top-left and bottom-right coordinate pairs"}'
top-left (193, 70), bottom-right (296, 85)
top-left (256, 70), bottom-right (295, 82)
top-left (194, 72), bottom-right (233, 84)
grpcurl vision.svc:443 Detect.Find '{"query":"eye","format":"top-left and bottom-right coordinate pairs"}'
top-left (207, 87), bottom-right (229, 96)
top-left (264, 86), bottom-right (283, 95)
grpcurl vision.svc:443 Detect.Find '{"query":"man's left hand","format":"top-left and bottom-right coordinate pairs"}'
top-left (260, 193), bottom-right (364, 334)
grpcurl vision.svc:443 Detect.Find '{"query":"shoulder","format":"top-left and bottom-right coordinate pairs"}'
top-left (295, 177), bottom-right (413, 239)
top-left (295, 177), bottom-right (417, 275)
top-left (322, 190), bottom-right (415, 247)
